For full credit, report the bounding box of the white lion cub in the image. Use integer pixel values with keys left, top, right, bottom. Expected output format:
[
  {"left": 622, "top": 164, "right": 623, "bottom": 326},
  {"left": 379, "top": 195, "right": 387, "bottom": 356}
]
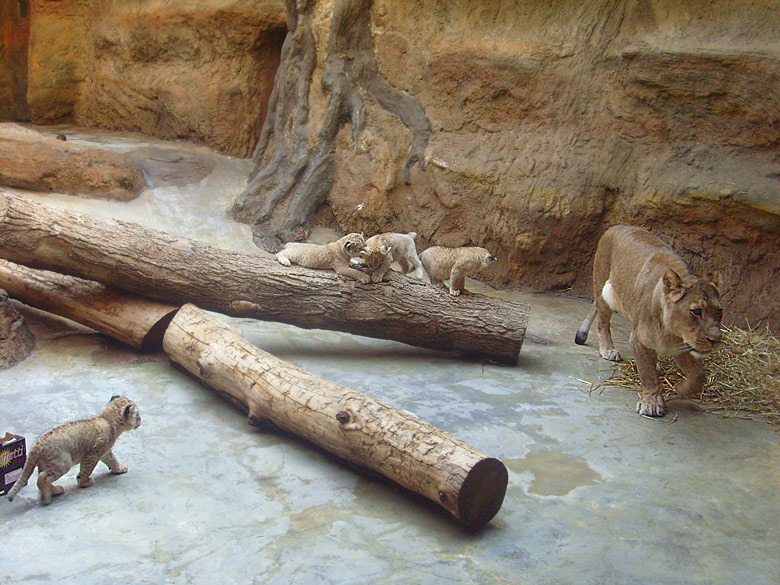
[
  {"left": 275, "top": 232, "right": 369, "bottom": 283},
  {"left": 419, "top": 246, "right": 497, "bottom": 296},
  {"left": 352, "top": 232, "right": 426, "bottom": 283}
]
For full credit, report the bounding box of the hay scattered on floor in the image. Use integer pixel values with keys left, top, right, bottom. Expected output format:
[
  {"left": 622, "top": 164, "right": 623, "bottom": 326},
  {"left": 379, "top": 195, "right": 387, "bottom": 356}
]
[{"left": 598, "top": 325, "right": 780, "bottom": 425}]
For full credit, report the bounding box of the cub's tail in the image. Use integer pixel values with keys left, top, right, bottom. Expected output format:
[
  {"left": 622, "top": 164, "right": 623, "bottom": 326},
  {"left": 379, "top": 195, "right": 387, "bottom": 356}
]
[
  {"left": 6, "top": 451, "right": 38, "bottom": 502},
  {"left": 574, "top": 303, "right": 597, "bottom": 345}
]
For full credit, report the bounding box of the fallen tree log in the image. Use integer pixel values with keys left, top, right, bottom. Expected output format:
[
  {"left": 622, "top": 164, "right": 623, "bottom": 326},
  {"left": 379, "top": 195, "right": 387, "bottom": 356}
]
[
  {"left": 0, "top": 259, "right": 178, "bottom": 351},
  {"left": 0, "top": 191, "right": 529, "bottom": 363},
  {"left": 163, "top": 303, "right": 508, "bottom": 527},
  {"left": 0, "top": 123, "right": 145, "bottom": 200}
]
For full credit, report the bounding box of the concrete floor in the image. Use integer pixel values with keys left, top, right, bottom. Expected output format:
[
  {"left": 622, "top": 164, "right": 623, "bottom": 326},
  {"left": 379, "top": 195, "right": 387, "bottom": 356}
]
[{"left": 1, "top": 129, "right": 779, "bottom": 585}]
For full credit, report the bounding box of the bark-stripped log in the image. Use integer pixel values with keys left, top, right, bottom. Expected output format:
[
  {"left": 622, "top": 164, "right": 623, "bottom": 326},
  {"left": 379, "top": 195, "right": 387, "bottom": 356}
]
[
  {"left": 163, "top": 304, "right": 508, "bottom": 527},
  {"left": 0, "top": 192, "right": 529, "bottom": 363},
  {"left": 0, "top": 259, "right": 178, "bottom": 351}
]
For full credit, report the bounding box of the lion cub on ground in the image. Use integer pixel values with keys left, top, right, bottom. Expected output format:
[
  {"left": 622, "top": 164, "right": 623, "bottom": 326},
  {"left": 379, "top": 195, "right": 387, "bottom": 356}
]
[
  {"left": 575, "top": 225, "right": 723, "bottom": 417},
  {"left": 352, "top": 232, "right": 426, "bottom": 283},
  {"left": 7, "top": 396, "right": 141, "bottom": 504},
  {"left": 419, "top": 246, "right": 497, "bottom": 296},
  {"left": 275, "top": 233, "right": 369, "bottom": 283}
]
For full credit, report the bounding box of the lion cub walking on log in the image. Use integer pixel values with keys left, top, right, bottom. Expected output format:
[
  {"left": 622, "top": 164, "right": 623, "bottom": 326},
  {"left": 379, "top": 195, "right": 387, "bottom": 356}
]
[
  {"left": 420, "top": 246, "right": 497, "bottom": 296},
  {"left": 6, "top": 396, "right": 141, "bottom": 504},
  {"left": 353, "top": 232, "right": 426, "bottom": 283},
  {"left": 275, "top": 233, "right": 370, "bottom": 284},
  {"left": 575, "top": 225, "right": 723, "bottom": 417}
]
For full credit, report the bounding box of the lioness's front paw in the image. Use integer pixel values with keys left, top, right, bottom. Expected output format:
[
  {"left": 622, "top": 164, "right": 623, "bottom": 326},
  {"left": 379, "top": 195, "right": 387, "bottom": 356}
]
[
  {"left": 449, "top": 289, "right": 461, "bottom": 296},
  {"left": 600, "top": 348, "right": 622, "bottom": 361},
  {"left": 636, "top": 396, "right": 666, "bottom": 417},
  {"left": 111, "top": 464, "right": 128, "bottom": 475}
]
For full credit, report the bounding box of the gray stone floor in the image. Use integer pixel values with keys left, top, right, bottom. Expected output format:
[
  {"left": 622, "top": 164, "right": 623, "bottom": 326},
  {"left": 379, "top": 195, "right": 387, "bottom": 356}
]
[{"left": 1, "top": 129, "right": 778, "bottom": 585}]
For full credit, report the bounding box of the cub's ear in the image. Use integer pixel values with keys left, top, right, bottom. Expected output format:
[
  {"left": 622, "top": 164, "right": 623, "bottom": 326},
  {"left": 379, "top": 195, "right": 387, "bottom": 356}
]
[
  {"left": 109, "top": 395, "right": 121, "bottom": 403},
  {"left": 662, "top": 269, "right": 687, "bottom": 302},
  {"left": 359, "top": 250, "right": 367, "bottom": 257},
  {"left": 702, "top": 270, "right": 722, "bottom": 294}
]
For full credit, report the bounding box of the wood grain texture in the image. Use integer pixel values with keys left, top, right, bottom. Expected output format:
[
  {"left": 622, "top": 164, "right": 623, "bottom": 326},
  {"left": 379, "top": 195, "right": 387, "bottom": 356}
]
[{"left": 0, "top": 191, "right": 528, "bottom": 363}]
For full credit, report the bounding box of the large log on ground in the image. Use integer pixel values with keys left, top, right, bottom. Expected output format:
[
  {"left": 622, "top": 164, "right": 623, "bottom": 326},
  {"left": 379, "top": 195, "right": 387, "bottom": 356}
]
[
  {"left": 0, "top": 259, "right": 178, "bottom": 351},
  {"left": 0, "top": 124, "right": 145, "bottom": 200},
  {"left": 163, "top": 303, "right": 508, "bottom": 527},
  {"left": 0, "top": 191, "right": 529, "bottom": 363}
]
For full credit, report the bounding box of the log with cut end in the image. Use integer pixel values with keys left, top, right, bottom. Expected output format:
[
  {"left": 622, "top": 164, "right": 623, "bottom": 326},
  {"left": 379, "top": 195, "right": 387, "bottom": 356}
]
[
  {"left": 0, "top": 191, "right": 528, "bottom": 363},
  {"left": 0, "top": 259, "right": 178, "bottom": 351},
  {"left": 163, "top": 303, "right": 508, "bottom": 527}
]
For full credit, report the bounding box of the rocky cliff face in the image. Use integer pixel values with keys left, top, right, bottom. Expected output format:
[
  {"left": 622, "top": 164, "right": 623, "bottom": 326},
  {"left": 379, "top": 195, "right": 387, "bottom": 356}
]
[
  {"left": 26, "top": 0, "right": 286, "bottom": 157},
  {"left": 8, "top": 0, "right": 780, "bottom": 330},
  {"left": 0, "top": 0, "right": 30, "bottom": 122},
  {"left": 322, "top": 0, "right": 780, "bottom": 330}
]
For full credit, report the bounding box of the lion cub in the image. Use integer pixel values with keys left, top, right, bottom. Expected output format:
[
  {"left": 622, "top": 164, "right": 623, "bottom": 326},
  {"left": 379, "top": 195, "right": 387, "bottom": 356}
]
[
  {"left": 275, "top": 233, "right": 369, "bottom": 284},
  {"left": 575, "top": 225, "right": 723, "bottom": 417},
  {"left": 419, "top": 246, "right": 497, "bottom": 296},
  {"left": 6, "top": 396, "right": 141, "bottom": 504},
  {"left": 353, "top": 232, "right": 426, "bottom": 283}
]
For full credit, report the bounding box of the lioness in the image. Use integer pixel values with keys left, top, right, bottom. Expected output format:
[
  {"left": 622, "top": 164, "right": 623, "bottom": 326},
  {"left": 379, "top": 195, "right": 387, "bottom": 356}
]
[
  {"left": 575, "top": 225, "right": 723, "bottom": 417},
  {"left": 275, "top": 233, "right": 369, "bottom": 283}
]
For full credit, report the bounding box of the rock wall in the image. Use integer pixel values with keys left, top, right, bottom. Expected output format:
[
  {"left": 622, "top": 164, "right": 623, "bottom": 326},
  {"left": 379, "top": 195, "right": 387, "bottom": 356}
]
[
  {"left": 319, "top": 0, "right": 780, "bottom": 331},
  {"left": 15, "top": 0, "right": 780, "bottom": 330},
  {"left": 27, "top": 0, "right": 287, "bottom": 157},
  {"left": 0, "top": 0, "right": 30, "bottom": 121}
]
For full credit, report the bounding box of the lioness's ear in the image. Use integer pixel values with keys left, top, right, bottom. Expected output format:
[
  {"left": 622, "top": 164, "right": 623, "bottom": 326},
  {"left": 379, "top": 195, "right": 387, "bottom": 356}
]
[
  {"left": 703, "top": 270, "right": 722, "bottom": 294},
  {"left": 380, "top": 245, "right": 392, "bottom": 255},
  {"left": 662, "top": 269, "right": 686, "bottom": 302}
]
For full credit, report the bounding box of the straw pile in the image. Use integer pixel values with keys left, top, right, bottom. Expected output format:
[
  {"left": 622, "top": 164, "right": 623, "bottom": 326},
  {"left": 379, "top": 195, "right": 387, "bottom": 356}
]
[{"left": 599, "top": 325, "right": 780, "bottom": 425}]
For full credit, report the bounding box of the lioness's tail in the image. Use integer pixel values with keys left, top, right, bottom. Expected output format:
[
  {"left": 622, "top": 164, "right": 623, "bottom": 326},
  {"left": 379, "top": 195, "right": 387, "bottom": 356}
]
[
  {"left": 6, "top": 451, "right": 38, "bottom": 502},
  {"left": 575, "top": 303, "right": 597, "bottom": 345}
]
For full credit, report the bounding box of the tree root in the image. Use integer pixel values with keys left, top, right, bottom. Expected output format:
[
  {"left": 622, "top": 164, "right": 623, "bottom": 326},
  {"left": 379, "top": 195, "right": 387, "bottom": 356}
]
[{"left": 232, "top": 0, "right": 431, "bottom": 252}]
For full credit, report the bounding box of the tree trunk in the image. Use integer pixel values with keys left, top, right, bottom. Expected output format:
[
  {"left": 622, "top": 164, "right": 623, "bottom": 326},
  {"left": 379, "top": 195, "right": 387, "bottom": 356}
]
[
  {"left": 0, "top": 192, "right": 528, "bottom": 364},
  {"left": 0, "top": 259, "right": 178, "bottom": 351},
  {"left": 231, "top": 0, "right": 430, "bottom": 250},
  {"left": 163, "top": 303, "right": 508, "bottom": 527}
]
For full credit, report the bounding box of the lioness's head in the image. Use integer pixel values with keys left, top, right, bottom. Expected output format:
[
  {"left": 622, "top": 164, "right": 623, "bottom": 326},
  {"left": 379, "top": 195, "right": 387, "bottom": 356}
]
[
  {"left": 339, "top": 233, "right": 366, "bottom": 258},
  {"left": 662, "top": 269, "right": 723, "bottom": 358}
]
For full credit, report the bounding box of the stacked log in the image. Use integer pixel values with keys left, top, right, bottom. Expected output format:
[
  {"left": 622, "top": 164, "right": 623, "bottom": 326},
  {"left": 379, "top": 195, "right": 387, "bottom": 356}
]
[
  {"left": 0, "top": 191, "right": 529, "bottom": 364},
  {"left": 0, "top": 191, "right": 518, "bottom": 526},
  {"left": 0, "top": 259, "right": 177, "bottom": 351},
  {"left": 164, "top": 304, "right": 508, "bottom": 527}
]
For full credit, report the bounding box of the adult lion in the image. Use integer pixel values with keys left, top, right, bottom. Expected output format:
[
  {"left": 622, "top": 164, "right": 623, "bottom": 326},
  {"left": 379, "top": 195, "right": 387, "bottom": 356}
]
[{"left": 575, "top": 225, "right": 723, "bottom": 417}]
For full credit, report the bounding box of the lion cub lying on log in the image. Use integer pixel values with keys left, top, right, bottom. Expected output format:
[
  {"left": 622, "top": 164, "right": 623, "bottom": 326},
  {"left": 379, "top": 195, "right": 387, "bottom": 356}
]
[
  {"left": 7, "top": 396, "right": 141, "bottom": 504},
  {"left": 420, "top": 246, "right": 497, "bottom": 296},
  {"left": 352, "top": 232, "right": 426, "bottom": 283},
  {"left": 275, "top": 233, "right": 369, "bottom": 284},
  {"left": 575, "top": 225, "right": 723, "bottom": 417}
]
